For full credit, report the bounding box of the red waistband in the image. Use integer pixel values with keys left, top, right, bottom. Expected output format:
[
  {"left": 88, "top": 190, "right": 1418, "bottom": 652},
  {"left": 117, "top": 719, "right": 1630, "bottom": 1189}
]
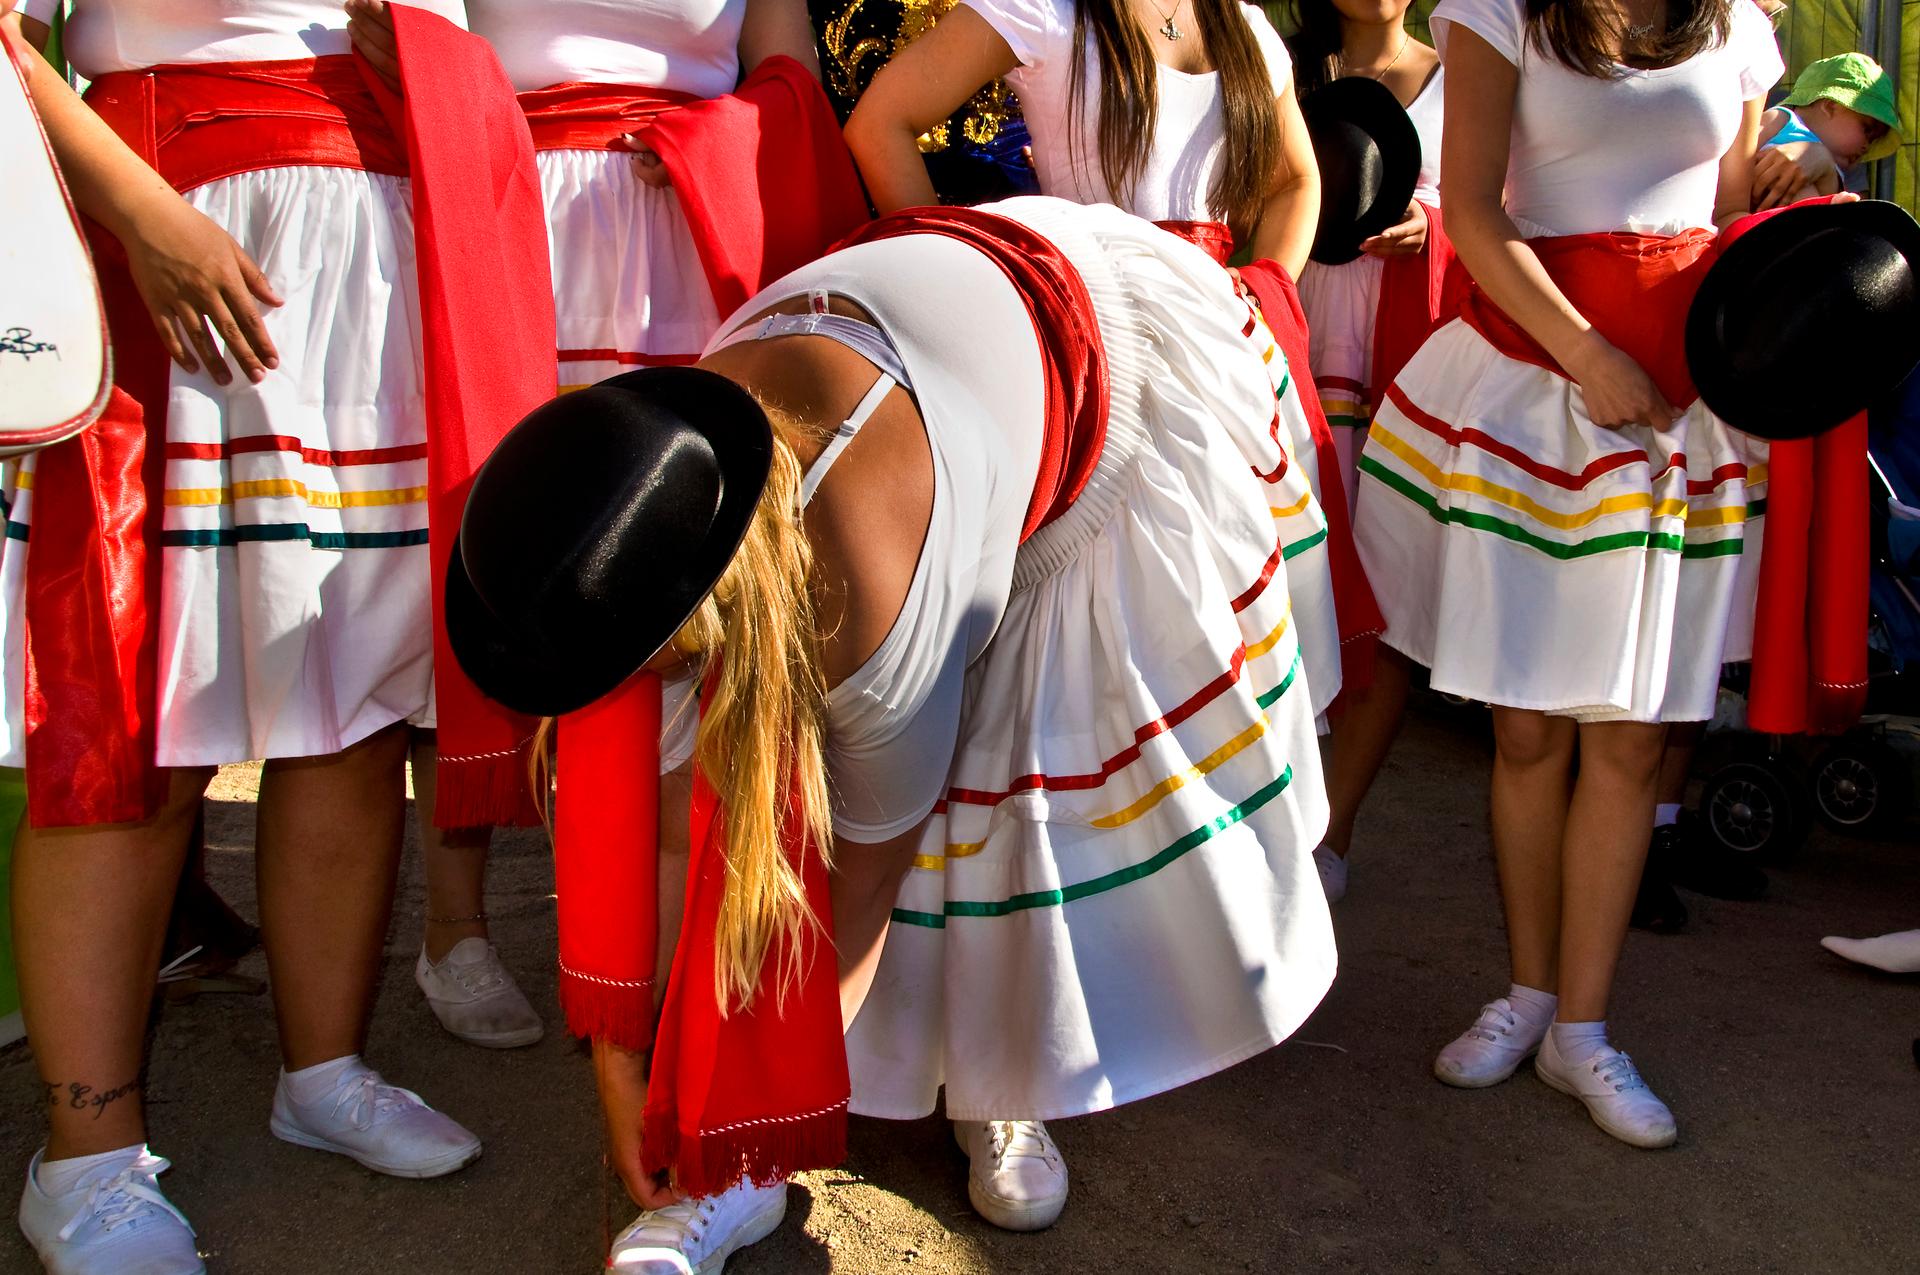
[
  {"left": 1459, "top": 229, "right": 1717, "bottom": 409},
  {"left": 516, "top": 80, "right": 695, "bottom": 152},
  {"left": 84, "top": 56, "right": 405, "bottom": 192},
  {"left": 1154, "top": 220, "right": 1235, "bottom": 267}
]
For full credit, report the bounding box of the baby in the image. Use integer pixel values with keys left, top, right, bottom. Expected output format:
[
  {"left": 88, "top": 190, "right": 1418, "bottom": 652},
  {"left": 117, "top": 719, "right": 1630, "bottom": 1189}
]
[{"left": 1759, "top": 52, "right": 1903, "bottom": 198}]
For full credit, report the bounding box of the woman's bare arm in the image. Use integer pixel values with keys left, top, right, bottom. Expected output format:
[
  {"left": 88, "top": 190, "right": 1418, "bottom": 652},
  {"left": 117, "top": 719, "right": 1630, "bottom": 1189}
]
[
  {"left": 1246, "top": 77, "right": 1320, "bottom": 277},
  {"left": 738, "top": 0, "right": 823, "bottom": 81}
]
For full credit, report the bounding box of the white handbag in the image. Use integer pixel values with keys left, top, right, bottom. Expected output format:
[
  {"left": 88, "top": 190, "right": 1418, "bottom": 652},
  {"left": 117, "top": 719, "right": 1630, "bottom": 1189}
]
[{"left": 0, "top": 38, "right": 111, "bottom": 457}]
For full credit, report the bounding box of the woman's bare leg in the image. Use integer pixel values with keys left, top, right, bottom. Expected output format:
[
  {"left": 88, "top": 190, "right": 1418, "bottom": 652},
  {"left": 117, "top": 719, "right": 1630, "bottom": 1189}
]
[
  {"left": 13, "top": 767, "right": 215, "bottom": 1158},
  {"left": 1488, "top": 707, "right": 1577, "bottom": 994},
  {"left": 1321, "top": 647, "right": 1413, "bottom": 858},
  {"left": 255, "top": 724, "right": 409, "bottom": 1069},
  {"left": 1558, "top": 719, "right": 1668, "bottom": 1021},
  {"left": 408, "top": 733, "right": 491, "bottom": 961}
]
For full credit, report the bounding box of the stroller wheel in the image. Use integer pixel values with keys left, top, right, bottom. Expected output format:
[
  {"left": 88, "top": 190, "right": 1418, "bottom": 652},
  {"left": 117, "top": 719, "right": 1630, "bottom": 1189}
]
[
  {"left": 1813, "top": 739, "right": 1913, "bottom": 837},
  {"left": 1701, "top": 760, "right": 1808, "bottom": 864}
]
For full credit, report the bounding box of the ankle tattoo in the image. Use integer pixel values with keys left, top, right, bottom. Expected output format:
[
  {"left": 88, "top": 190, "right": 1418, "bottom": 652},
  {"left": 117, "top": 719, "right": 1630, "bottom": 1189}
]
[{"left": 44, "top": 1071, "right": 144, "bottom": 1121}]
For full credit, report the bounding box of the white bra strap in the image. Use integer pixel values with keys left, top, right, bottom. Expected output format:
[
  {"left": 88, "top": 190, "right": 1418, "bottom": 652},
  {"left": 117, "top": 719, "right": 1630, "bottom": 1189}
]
[{"left": 800, "top": 371, "right": 896, "bottom": 508}]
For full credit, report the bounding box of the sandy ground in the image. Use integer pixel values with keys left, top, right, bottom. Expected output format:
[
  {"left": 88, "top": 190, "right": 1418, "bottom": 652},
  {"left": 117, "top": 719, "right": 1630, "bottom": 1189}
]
[{"left": 4, "top": 697, "right": 1918, "bottom": 1273}]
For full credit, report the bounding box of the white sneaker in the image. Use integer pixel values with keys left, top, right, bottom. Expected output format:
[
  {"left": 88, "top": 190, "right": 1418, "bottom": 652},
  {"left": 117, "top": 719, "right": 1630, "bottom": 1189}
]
[
  {"left": 414, "top": 938, "right": 544, "bottom": 1048},
  {"left": 270, "top": 1064, "right": 482, "bottom": 1178},
  {"left": 1313, "top": 846, "right": 1348, "bottom": 904},
  {"left": 18, "top": 1147, "right": 204, "bottom": 1275},
  {"left": 953, "top": 1119, "right": 1068, "bottom": 1232},
  {"left": 1433, "top": 998, "right": 1551, "bottom": 1088},
  {"left": 608, "top": 1177, "right": 787, "bottom": 1273},
  {"left": 1535, "top": 1033, "right": 1678, "bottom": 1149}
]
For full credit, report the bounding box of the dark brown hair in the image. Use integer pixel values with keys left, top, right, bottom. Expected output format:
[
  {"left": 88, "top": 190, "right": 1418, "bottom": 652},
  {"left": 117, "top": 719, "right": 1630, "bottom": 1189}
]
[
  {"left": 1280, "top": 0, "right": 1347, "bottom": 97},
  {"left": 1067, "top": 0, "right": 1282, "bottom": 236},
  {"left": 1524, "top": 0, "right": 1733, "bottom": 77}
]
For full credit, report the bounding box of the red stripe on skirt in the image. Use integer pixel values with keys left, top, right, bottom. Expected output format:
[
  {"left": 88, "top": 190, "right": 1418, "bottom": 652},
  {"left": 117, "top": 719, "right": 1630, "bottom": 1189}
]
[{"left": 164, "top": 436, "right": 429, "bottom": 466}]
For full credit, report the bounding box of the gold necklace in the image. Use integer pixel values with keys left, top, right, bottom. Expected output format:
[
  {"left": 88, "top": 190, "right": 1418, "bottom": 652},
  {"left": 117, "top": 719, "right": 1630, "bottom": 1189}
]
[
  {"left": 1347, "top": 34, "right": 1409, "bottom": 81},
  {"left": 1149, "top": 0, "right": 1186, "bottom": 42}
]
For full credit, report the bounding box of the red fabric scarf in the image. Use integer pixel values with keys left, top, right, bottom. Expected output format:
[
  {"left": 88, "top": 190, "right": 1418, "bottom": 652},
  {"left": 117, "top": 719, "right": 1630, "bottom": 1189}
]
[
  {"left": 515, "top": 80, "right": 695, "bottom": 152},
  {"left": 28, "top": 15, "right": 549, "bottom": 828},
  {"left": 1370, "top": 202, "right": 1471, "bottom": 418},
  {"left": 842, "top": 207, "right": 1109, "bottom": 539},
  {"left": 1196, "top": 244, "right": 1385, "bottom": 691},
  {"left": 1457, "top": 212, "right": 1868, "bottom": 734},
  {"left": 638, "top": 57, "right": 871, "bottom": 323}
]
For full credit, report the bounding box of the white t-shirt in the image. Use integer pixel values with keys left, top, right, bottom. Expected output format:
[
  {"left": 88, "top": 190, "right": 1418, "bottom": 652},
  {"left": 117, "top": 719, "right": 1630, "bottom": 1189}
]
[
  {"left": 465, "top": 0, "right": 743, "bottom": 97},
  {"left": 1407, "top": 63, "right": 1444, "bottom": 207},
  {"left": 22, "top": 0, "right": 469, "bottom": 80},
  {"left": 1430, "top": 0, "right": 1782, "bottom": 236},
  {"left": 962, "top": 0, "right": 1294, "bottom": 223}
]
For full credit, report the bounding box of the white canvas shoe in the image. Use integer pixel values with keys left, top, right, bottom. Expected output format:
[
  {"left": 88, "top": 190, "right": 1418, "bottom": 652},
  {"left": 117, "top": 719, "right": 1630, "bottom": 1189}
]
[
  {"left": 415, "top": 938, "right": 544, "bottom": 1049},
  {"left": 608, "top": 1177, "right": 788, "bottom": 1273},
  {"left": 1534, "top": 1033, "right": 1678, "bottom": 1149},
  {"left": 270, "top": 1064, "right": 481, "bottom": 1178},
  {"left": 18, "top": 1147, "right": 204, "bottom": 1275},
  {"left": 1433, "top": 998, "right": 1551, "bottom": 1088},
  {"left": 954, "top": 1119, "right": 1069, "bottom": 1232}
]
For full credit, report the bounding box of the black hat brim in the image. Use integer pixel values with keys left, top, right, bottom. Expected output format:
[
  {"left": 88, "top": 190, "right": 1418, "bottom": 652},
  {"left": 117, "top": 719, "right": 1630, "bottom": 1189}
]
[
  {"left": 445, "top": 367, "right": 773, "bottom": 718},
  {"left": 1687, "top": 200, "right": 1920, "bottom": 440},
  {"left": 1304, "top": 77, "right": 1423, "bottom": 267}
]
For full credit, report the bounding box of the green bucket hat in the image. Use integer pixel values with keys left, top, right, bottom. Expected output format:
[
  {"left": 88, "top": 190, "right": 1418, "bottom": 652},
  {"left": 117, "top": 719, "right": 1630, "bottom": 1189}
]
[{"left": 1782, "top": 52, "right": 1905, "bottom": 165}]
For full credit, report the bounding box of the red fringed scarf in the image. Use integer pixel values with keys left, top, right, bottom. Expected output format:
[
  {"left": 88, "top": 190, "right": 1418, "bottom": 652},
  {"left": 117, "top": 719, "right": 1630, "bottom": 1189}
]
[
  {"left": 1456, "top": 206, "right": 1868, "bottom": 734},
  {"left": 28, "top": 12, "right": 549, "bottom": 828}
]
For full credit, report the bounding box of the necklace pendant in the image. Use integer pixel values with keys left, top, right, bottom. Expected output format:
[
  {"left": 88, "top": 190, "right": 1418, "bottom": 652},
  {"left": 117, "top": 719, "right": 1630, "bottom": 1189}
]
[{"left": 1160, "top": 15, "right": 1183, "bottom": 40}]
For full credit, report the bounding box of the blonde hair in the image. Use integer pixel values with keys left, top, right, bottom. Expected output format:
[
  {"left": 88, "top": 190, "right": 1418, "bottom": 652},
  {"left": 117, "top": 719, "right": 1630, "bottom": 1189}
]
[{"left": 671, "top": 414, "right": 833, "bottom": 1012}]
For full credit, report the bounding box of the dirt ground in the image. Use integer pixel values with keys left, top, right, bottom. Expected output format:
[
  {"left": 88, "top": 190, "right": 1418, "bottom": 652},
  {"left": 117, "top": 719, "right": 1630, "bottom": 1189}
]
[{"left": 3, "top": 697, "right": 1917, "bottom": 1273}]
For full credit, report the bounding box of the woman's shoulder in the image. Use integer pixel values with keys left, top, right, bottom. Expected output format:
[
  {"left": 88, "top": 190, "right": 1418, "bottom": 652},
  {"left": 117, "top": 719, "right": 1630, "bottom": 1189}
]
[
  {"left": 1429, "top": 0, "right": 1527, "bottom": 65},
  {"left": 960, "top": 0, "right": 1075, "bottom": 68}
]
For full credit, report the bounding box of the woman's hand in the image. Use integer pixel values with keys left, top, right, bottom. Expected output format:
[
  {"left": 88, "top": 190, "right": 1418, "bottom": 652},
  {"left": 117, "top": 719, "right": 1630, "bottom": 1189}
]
[
  {"left": 593, "top": 1038, "right": 681, "bottom": 1210},
  {"left": 1564, "top": 331, "right": 1677, "bottom": 431},
  {"left": 344, "top": 0, "right": 401, "bottom": 94},
  {"left": 1360, "top": 201, "right": 1429, "bottom": 257},
  {"left": 616, "top": 135, "right": 673, "bottom": 188},
  {"left": 121, "top": 191, "right": 283, "bottom": 385},
  {"left": 1750, "top": 145, "right": 1826, "bottom": 211}
]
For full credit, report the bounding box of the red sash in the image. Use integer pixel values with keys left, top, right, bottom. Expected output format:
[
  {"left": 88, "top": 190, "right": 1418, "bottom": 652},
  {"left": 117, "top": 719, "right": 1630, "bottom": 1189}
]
[
  {"left": 847, "top": 207, "right": 1108, "bottom": 540},
  {"left": 1154, "top": 221, "right": 1386, "bottom": 691},
  {"left": 1458, "top": 218, "right": 1867, "bottom": 734},
  {"left": 516, "top": 80, "right": 695, "bottom": 152},
  {"left": 29, "top": 11, "right": 551, "bottom": 828},
  {"left": 1370, "top": 202, "right": 1471, "bottom": 417}
]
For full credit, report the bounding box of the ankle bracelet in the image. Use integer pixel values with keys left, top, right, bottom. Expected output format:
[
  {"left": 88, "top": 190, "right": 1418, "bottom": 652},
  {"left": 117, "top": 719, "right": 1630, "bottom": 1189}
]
[{"left": 426, "top": 911, "right": 488, "bottom": 925}]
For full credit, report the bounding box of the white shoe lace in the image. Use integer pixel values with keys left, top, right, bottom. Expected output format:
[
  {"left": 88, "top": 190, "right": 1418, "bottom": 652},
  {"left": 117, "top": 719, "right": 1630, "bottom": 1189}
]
[
  {"left": 1592, "top": 1051, "right": 1649, "bottom": 1094},
  {"left": 983, "top": 1120, "right": 1060, "bottom": 1171},
  {"left": 54, "top": 1153, "right": 195, "bottom": 1244},
  {"left": 443, "top": 948, "right": 510, "bottom": 997},
  {"left": 328, "top": 1073, "right": 427, "bottom": 1131},
  {"left": 620, "top": 1195, "right": 719, "bottom": 1255},
  {"left": 1463, "top": 1001, "right": 1518, "bottom": 1044}
]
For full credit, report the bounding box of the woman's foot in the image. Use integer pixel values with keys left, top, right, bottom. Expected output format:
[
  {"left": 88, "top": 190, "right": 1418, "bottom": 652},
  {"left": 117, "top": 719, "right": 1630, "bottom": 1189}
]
[
  {"left": 1312, "top": 846, "right": 1348, "bottom": 904},
  {"left": 18, "top": 1146, "right": 205, "bottom": 1275},
  {"left": 1534, "top": 1029, "right": 1677, "bottom": 1149},
  {"left": 608, "top": 1178, "right": 787, "bottom": 1273},
  {"left": 1433, "top": 989, "right": 1556, "bottom": 1088},
  {"left": 954, "top": 1119, "right": 1068, "bottom": 1231},
  {"left": 269, "top": 1056, "right": 481, "bottom": 1178},
  {"left": 414, "top": 939, "right": 544, "bottom": 1048}
]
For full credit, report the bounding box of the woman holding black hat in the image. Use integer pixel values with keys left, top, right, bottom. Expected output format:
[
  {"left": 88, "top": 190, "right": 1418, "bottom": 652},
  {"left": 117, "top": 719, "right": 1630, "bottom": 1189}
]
[
  {"left": 451, "top": 195, "right": 1338, "bottom": 1264},
  {"left": 1350, "top": 0, "right": 1783, "bottom": 1147},
  {"left": 1284, "top": 0, "right": 1464, "bottom": 908}
]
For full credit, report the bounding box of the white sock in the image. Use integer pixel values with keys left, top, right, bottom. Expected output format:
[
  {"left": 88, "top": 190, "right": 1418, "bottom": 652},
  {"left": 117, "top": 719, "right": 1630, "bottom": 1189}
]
[
  {"left": 34, "top": 1143, "right": 147, "bottom": 1197},
  {"left": 1821, "top": 928, "right": 1920, "bottom": 974},
  {"left": 1507, "top": 983, "right": 1558, "bottom": 1026},
  {"left": 1549, "top": 1019, "right": 1611, "bottom": 1068},
  {"left": 281, "top": 1054, "right": 372, "bottom": 1105},
  {"left": 1654, "top": 803, "right": 1682, "bottom": 827}
]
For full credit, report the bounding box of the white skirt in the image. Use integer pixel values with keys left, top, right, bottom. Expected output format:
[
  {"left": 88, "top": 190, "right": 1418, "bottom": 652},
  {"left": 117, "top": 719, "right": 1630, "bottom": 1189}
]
[
  {"left": 1351, "top": 319, "right": 1768, "bottom": 723},
  {"left": 538, "top": 148, "right": 720, "bottom": 390},
  {"left": 1296, "top": 254, "right": 1385, "bottom": 524},
  {"left": 0, "top": 164, "right": 438, "bottom": 769},
  {"left": 843, "top": 200, "right": 1338, "bottom": 1122}
]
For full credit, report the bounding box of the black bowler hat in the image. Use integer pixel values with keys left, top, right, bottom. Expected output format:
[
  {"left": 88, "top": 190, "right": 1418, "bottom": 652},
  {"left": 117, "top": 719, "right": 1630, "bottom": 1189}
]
[
  {"left": 1302, "top": 77, "right": 1421, "bottom": 266},
  {"left": 445, "top": 366, "right": 774, "bottom": 716},
  {"left": 1687, "top": 200, "right": 1920, "bottom": 440}
]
